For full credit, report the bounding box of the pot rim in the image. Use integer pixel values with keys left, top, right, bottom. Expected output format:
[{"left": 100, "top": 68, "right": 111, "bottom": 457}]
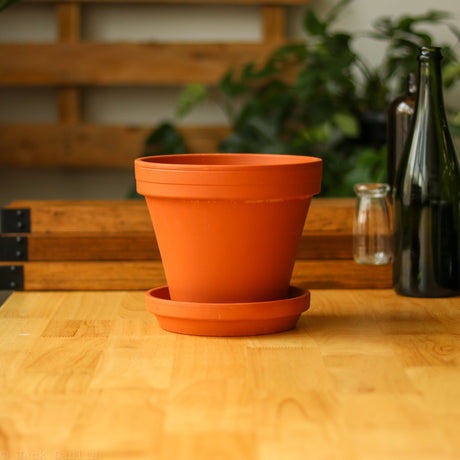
[
  {"left": 135, "top": 153, "right": 322, "bottom": 198},
  {"left": 135, "top": 153, "right": 322, "bottom": 172}
]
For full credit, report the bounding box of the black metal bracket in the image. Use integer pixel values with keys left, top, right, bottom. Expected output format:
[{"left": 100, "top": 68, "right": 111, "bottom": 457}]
[
  {"left": 1, "top": 208, "right": 31, "bottom": 233},
  {"left": 0, "top": 265, "right": 24, "bottom": 290},
  {"left": 0, "top": 236, "right": 28, "bottom": 261}
]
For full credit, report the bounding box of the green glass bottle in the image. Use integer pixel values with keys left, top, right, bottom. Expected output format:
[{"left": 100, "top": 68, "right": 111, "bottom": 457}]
[
  {"left": 393, "top": 46, "right": 460, "bottom": 297},
  {"left": 387, "top": 73, "right": 417, "bottom": 190}
]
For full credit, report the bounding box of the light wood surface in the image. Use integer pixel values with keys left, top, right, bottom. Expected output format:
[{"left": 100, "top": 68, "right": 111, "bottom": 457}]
[{"left": 0, "top": 289, "right": 459, "bottom": 459}]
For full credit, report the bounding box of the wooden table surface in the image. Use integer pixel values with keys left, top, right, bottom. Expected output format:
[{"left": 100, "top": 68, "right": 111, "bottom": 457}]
[{"left": 0, "top": 289, "right": 459, "bottom": 460}]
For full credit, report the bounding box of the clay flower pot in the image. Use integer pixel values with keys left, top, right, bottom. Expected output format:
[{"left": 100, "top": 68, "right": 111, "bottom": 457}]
[{"left": 135, "top": 153, "right": 322, "bottom": 305}]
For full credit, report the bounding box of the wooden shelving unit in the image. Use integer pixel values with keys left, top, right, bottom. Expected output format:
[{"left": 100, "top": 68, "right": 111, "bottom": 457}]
[{"left": 0, "top": 0, "right": 309, "bottom": 168}]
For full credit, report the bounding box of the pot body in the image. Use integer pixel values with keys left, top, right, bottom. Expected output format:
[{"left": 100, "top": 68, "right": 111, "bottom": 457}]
[{"left": 135, "top": 153, "right": 322, "bottom": 303}]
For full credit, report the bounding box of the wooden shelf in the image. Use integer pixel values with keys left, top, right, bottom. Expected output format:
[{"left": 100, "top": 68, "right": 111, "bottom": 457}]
[{"left": 0, "top": 0, "right": 308, "bottom": 169}]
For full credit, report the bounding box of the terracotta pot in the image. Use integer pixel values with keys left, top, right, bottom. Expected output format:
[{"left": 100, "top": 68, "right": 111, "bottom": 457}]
[{"left": 135, "top": 153, "right": 322, "bottom": 303}]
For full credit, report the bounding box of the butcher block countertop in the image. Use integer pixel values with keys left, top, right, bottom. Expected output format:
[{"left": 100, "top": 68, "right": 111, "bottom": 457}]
[{"left": 1, "top": 289, "right": 459, "bottom": 460}]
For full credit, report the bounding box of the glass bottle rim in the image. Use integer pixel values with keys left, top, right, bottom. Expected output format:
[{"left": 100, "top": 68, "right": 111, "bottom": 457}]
[
  {"left": 418, "top": 46, "right": 443, "bottom": 61},
  {"left": 354, "top": 183, "right": 390, "bottom": 197}
]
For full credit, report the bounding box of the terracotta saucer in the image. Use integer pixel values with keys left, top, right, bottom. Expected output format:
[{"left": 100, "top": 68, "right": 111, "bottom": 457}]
[{"left": 145, "top": 285, "right": 310, "bottom": 336}]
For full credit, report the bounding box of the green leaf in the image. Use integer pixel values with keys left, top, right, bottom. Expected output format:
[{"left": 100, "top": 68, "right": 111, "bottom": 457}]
[
  {"left": 443, "top": 62, "right": 460, "bottom": 87},
  {"left": 333, "top": 112, "right": 359, "bottom": 138},
  {"left": 271, "top": 44, "right": 308, "bottom": 63},
  {"left": 176, "top": 84, "right": 208, "bottom": 118},
  {"left": 304, "top": 10, "right": 327, "bottom": 36},
  {"left": 219, "top": 69, "right": 250, "bottom": 97},
  {"left": 143, "top": 122, "right": 187, "bottom": 157},
  {"left": 338, "top": 146, "right": 387, "bottom": 195},
  {"left": 299, "top": 122, "right": 333, "bottom": 144}
]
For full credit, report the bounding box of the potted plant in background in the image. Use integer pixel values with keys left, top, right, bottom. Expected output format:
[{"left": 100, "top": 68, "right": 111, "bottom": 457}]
[{"left": 142, "top": 0, "right": 460, "bottom": 197}]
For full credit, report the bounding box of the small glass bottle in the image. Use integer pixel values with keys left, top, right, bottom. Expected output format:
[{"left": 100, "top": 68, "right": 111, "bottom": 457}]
[
  {"left": 387, "top": 73, "right": 417, "bottom": 190},
  {"left": 353, "top": 183, "right": 392, "bottom": 265},
  {"left": 393, "top": 47, "right": 460, "bottom": 297}
]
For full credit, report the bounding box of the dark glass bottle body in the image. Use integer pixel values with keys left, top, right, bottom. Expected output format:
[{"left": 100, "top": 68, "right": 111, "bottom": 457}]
[
  {"left": 393, "top": 47, "right": 460, "bottom": 298},
  {"left": 387, "top": 73, "right": 417, "bottom": 190}
]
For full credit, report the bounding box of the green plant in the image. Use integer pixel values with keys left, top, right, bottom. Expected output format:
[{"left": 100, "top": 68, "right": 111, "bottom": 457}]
[
  {"left": 359, "top": 10, "right": 460, "bottom": 110},
  {"left": 143, "top": 0, "right": 460, "bottom": 197}
]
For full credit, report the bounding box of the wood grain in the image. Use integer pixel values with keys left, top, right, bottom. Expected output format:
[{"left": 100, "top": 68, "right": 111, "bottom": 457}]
[
  {"left": 0, "top": 259, "right": 391, "bottom": 290},
  {"left": 11, "top": 231, "right": 350, "bottom": 261},
  {"left": 3, "top": 198, "right": 354, "bottom": 234},
  {"left": 1, "top": 0, "right": 305, "bottom": 169},
  {"left": 0, "top": 42, "right": 292, "bottom": 86},
  {"left": 57, "top": 3, "right": 82, "bottom": 124},
  {"left": 262, "top": 6, "right": 286, "bottom": 42},
  {"left": 0, "top": 124, "right": 231, "bottom": 168},
  {"left": 0, "top": 289, "right": 459, "bottom": 460}
]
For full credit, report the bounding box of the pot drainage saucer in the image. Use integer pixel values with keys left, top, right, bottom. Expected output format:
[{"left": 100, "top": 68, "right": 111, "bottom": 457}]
[{"left": 145, "top": 285, "right": 310, "bottom": 336}]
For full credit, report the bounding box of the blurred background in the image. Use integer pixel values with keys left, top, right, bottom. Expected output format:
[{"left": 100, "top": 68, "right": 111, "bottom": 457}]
[{"left": 1, "top": 0, "right": 459, "bottom": 206}]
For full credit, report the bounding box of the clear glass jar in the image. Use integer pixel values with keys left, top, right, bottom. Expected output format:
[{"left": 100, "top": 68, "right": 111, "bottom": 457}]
[{"left": 353, "top": 183, "right": 392, "bottom": 265}]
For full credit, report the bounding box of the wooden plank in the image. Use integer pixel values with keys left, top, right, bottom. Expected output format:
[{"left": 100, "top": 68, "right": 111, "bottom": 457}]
[
  {"left": 262, "top": 6, "right": 286, "bottom": 42},
  {"left": 292, "top": 260, "right": 391, "bottom": 290},
  {"left": 15, "top": 260, "right": 166, "bottom": 290},
  {"left": 2, "top": 200, "right": 153, "bottom": 233},
  {"left": 26, "top": 232, "right": 161, "bottom": 261},
  {"left": 0, "top": 124, "right": 231, "bottom": 168},
  {"left": 0, "top": 259, "right": 391, "bottom": 290},
  {"left": 306, "top": 198, "right": 355, "bottom": 233},
  {"left": 58, "top": 3, "right": 81, "bottom": 41},
  {"left": 0, "top": 42, "right": 293, "bottom": 86},
  {"left": 2, "top": 199, "right": 354, "bottom": 234},
  {"left": 57, "top": 3, "right": 82, "bottom": 124},
  {"left": 1, "top": 231, "right": 351, "bottom": 261}
]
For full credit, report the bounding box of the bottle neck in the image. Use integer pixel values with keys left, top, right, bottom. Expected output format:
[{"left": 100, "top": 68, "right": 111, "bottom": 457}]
[{"left": 414, "top": 53, "right": 446, "bottom": 121}]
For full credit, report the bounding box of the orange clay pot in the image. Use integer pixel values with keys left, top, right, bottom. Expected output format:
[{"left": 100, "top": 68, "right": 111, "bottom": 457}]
[{"left": 135, "top": 153, "right": 322, "bottom": 303}]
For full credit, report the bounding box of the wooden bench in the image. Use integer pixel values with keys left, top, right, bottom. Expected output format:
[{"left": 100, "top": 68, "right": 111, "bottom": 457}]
[{"left": 0, "top": 198, "right": 392, "bottom": 290}]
